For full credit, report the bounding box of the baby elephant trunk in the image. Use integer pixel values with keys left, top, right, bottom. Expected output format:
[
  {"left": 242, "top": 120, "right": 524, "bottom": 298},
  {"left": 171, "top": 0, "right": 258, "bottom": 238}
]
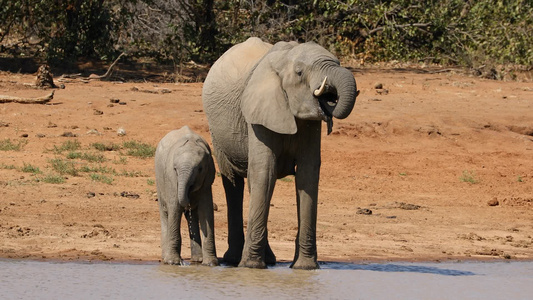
[{"left": 177, "top": 168, "right": 194, "bottom": 208}]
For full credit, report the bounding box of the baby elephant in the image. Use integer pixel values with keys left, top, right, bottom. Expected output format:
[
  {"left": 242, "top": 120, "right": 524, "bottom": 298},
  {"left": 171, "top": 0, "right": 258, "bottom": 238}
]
[{"left": 155, "top": 126, "right": 218, "bottom": 266}]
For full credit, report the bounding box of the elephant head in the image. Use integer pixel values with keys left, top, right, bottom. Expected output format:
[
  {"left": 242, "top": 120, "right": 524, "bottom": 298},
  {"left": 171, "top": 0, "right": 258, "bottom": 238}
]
[
  {"left": 241, "top": 41, "right": 359, "bottom": 135},
  {"left": 174, "top": 138, "right": 215, "bottom": 208}
]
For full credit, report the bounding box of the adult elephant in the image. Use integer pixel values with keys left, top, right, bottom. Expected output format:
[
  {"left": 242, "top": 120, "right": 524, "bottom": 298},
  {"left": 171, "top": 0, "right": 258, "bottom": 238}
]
[{"left": 202, "top": 37, "right": 358, "bottom": 269}]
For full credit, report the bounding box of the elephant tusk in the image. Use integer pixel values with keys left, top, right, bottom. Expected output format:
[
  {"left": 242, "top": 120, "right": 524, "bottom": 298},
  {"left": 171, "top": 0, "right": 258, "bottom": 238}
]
[{"left": 313, "top": 76, "right": 328, "bottom": 97}]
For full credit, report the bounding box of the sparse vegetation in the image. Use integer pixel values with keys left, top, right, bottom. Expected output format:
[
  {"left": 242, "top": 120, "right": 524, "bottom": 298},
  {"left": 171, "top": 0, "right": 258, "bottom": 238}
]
[
  {"left": 53, "top": 140, "right": 81, "bottom": 154},
  {"left": 67, "top": 152, "right": 107, "bottom": 163},
  {"left": 90, "top": 173, "right": 114, "bottom": 185},
  {"left": 123, "top": 141, "right": 156, "bottom": 158},
  {"left": 92, "top": 142, "right": 121, "bottom": 152},
  {"left": 0, "top": 139, "right": 28, "bottom": 151},
  {"left": 460, "top": 170, "right": 479, "bottom": 184},
  {"left": 1, "top": 163, "right": 17, "bottom": 170},
  {"left": 147, "top": 179, "right": 155, "bottom": 186},
  {"left": 114, "top": 157, "right": 128, "bottom": 165},
  {"left": 21, "top": 163, "right": 42, "bottom": 174},
  {"left": 80, "top": 165, "right": 116, "bottom": 175},
  {"left": 49, "top": 158, "right": 79, "bottom": 176},
  {"left": 40, "top": 174, "right": 66, "bottom": 184}
]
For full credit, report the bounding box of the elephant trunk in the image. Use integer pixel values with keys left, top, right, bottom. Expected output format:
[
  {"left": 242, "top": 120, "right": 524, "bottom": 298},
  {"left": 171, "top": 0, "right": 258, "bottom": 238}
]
[
  {"left": 324, "top": 66, "right": 358, "bottom": 119},
  {"left": 330, "top": 67, "right": 358, "bottom": 119},
  {"left": 177, "top": 167, "right": 193, "bottom": 208}
]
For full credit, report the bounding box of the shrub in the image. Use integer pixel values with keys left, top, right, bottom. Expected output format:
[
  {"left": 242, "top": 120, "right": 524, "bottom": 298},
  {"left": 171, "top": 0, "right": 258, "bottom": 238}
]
[{"left": 0, "top": 139, "right": 28, "bottom": 151}]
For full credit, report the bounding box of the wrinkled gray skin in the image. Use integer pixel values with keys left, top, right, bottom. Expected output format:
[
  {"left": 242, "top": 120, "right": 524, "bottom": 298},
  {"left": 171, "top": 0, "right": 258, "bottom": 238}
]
[
  {"left": 155, "top": 126, "right": 218, "bottom": 266},
  {"left": 202, "top": 37, "right": 358, "bottom": 269}
]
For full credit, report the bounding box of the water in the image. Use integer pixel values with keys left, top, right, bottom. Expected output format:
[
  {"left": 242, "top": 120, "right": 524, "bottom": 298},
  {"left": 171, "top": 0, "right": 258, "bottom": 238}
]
[{"left": 1, "top": 259, "right": 532, "bottom": 300}]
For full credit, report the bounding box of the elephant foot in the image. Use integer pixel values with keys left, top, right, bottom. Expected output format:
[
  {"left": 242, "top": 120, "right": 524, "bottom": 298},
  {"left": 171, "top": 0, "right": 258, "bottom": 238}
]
[
  {"left": 163, "top": 254, "right": 184, "bottom": 266},
  {"left": 238, "top": 257, "right": 267, "bottom": 269},
  {"left": 290, "top": 257, "right": 319, "bottom": 270},
  {"left": 202, "top": 256, "right": 220, "bottom": 267},
  {"left": 223, "top": 249, "right": 242, "bottom": 266},
  {"left": 190, "top": 254, "right": 203, "bottom": 263}
]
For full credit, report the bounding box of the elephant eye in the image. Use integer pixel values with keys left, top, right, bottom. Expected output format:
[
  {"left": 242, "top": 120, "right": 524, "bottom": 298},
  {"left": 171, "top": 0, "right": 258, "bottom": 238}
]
[{"left": 295, "top": 66, "right": 303, "bottom": 76}]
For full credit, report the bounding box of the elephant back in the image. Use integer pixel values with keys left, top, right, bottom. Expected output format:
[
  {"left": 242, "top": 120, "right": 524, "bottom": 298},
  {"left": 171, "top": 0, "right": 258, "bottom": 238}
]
[{"left": 206, "top": 37, "right": 272, "bottom": 86}]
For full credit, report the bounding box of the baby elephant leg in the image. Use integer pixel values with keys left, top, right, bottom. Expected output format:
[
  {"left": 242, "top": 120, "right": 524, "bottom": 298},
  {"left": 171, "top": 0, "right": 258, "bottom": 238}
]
[
  {"left": 161, "top": 203, "right": 184, "bottom": 265},
  {"left": 185, "top": 209, "right": 203, "bottom": 263},
  {"left": 197, "top": 188, "right": 219, "bottom": 266}
]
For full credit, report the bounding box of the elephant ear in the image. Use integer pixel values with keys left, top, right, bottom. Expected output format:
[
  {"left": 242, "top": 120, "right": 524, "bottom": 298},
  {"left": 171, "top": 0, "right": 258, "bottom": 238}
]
[
  {"left": 194, "top": 137, "right": 216, "bottom": 186},
  {"left": 241, "top": 47, "right": 297, "bottom": 135}
]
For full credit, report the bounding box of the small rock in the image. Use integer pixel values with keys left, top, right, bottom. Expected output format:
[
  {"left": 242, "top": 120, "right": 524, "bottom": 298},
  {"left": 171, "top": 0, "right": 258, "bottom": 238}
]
[
  {"left": 59, "top": 84, "right": 65, "bottom": 89},
  {"left": 110, "top": 98, "right": 120, "bottom": 104},
  {"left": 488, "top": 198, "right": 499, "bottom": 206},
  {"left": 399, "top": 203, "right": 421, "bottom": 210},
  {"left": 117, "top": 127, "right": 126, "bottom": 136},
  {"left": 375, "top": 83, "right": 383, "bottom": 89},
  {"left": 87, "top": 192, "right": 96, "bottom": 198},
  {"left": 61, "top": 132, "right": 77, "bottom": 137},
  {"left": 213, "top": 203, "right": 218, "bottom": 211},
  {"left": 86, "top": 129, "right": 100, "bottom": 135},
  {"left": 93, "top": 109, "right": 104, "bottom": 115},
  {"left": 356, "top": 208, "right": 372, "bottom": 215},
  {"left": 119, "top": 102, "right": 127, "bottom": 105},
  {"left": 20, "top": 133, "right": 28, "bottom": 138},
  {"left": 376, "top": 89, "right": 389, "bottom": 95},
  {"left": 36, "top": 133, "right": 46, "bottom": 138},
  {"left": 120, "top": 191, "right": 140, "bottom": 199}
]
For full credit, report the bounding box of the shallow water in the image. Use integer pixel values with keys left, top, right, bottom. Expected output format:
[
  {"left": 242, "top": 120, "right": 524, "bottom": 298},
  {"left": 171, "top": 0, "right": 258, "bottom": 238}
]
[{"left": 1, "top": 259, "right": 532, "bottom": 300}]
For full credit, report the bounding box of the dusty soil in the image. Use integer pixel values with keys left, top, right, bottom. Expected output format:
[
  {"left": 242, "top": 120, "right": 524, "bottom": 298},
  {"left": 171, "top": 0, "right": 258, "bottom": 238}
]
[{"left": 1, "top": 68, "right": 532, "bottom": 264}]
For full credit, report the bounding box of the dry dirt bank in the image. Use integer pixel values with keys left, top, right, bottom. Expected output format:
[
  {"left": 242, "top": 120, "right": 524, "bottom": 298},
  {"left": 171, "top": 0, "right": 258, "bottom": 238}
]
[{"left": 0, "top": 69, "right": 532, "bottom": 263}]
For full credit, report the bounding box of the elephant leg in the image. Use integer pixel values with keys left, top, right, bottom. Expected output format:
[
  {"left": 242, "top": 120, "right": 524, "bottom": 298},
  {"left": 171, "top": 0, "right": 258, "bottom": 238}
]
[
  {"left": 291, "top": 121, "right": 321, "bottom": 270},
  {"left": 164, "top": 203, "right": 184, "bottom": 265},
  {"left": 184, "top": 209, "right": 203, "bottom": 263},
  {"left": 197, "top": 188, "right": 219, "bottom": 266},
  {"left": 222, "top": 174, "right": 245, "bottom": 266},
  {"left": 158, "top": 199, "right": 169, "bottom": 262},
  {"left": 239, "top": 125, "right": 278, "bottom": 269}
]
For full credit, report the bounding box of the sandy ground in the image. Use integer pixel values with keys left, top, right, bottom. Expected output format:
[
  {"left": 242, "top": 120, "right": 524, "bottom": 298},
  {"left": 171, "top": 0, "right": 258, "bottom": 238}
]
[{"left": 0, "top": 67, "right": 532, "bottom": 265}]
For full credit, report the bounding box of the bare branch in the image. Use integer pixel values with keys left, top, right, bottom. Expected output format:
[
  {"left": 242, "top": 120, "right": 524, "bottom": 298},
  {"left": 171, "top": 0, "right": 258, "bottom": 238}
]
[{"left": 0, "top": 91, "right": 55, "bottom": 104}]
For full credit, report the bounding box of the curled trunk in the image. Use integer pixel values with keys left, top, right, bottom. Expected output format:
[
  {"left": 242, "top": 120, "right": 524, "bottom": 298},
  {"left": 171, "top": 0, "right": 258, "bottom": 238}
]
[{"left": 327, "top": 67, "right": 358, "bottom": 119}]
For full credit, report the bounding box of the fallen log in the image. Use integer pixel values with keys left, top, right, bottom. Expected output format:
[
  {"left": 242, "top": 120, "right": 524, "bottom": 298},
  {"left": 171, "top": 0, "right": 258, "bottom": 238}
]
[
  {"left": 0, "top": 91, "right": 55, "bottom": 104},
  {"left": 58, "top": 52, "right": 125, "bottom": 82}
]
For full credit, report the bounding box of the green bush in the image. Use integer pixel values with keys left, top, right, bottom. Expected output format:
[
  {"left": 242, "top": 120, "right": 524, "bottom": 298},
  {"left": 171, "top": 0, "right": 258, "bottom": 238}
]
[{"left": 1, "top": 0, "right": 531, "bottom": 70}]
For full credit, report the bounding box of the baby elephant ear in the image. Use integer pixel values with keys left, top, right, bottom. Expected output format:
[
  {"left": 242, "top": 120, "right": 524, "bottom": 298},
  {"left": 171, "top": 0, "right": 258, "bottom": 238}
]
[{"left": 241, "top": 53, "right": 297, "bottom": 135}]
